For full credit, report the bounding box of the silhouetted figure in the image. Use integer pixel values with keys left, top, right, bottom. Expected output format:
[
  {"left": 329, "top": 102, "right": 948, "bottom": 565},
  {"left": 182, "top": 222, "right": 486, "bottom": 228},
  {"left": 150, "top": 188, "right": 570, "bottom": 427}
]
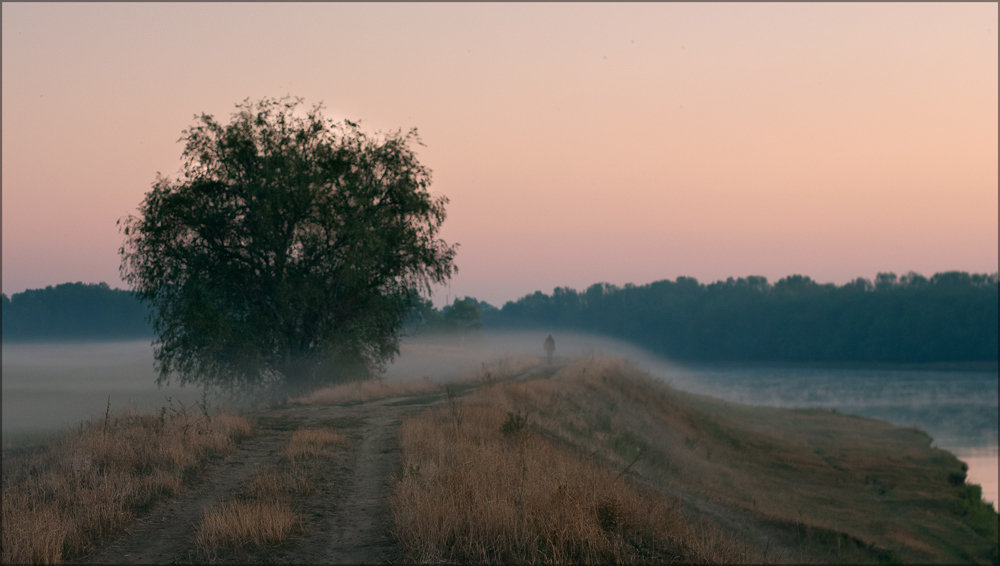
[{"left": 544, "top": 334, "right": 555, "bottom": 365}]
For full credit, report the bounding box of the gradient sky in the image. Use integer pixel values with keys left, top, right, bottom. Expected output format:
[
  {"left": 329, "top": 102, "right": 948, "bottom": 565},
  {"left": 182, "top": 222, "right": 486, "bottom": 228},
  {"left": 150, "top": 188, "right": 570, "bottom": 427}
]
[{"left": 3, "top": 3, "right": 997, "bottom": 307}]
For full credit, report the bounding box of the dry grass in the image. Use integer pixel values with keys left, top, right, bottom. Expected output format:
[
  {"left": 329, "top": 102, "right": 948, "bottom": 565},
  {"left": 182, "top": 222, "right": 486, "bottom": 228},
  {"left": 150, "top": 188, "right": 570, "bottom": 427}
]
[
  {"left": 280, "top": 427, "right": 348, "bottom": 462},
  {"left": 545, "top": 358, "right": 998, "bottom": 563},
  {"left": 194, "top": 423, "right": 348, "bottom": 561},
  {"left": 474, "top": 354, "right": 543, "bottom": 385},
  {"left": 289, "top": 377, "right": 441, "bottom": 405},
  {"left": 1, "top": 406, "right": 252, "bottom": 564},
  {"left": 243, "top": 469, "right": 315, "bottom": 500},
  {"left": 194, "top": 500, "right": 299, "bottom": 552},
  {"left": 0, "top": 494, "right": 66, "bottom": 565},
  {"left": 289, "top": 354, "right": 541, "bottom": 406},
  {"left": 391, "top": 384, "right": 755, "bottom": 563},
  {"left": 391, "top": 355, "right": 998, "bottom": 564}
]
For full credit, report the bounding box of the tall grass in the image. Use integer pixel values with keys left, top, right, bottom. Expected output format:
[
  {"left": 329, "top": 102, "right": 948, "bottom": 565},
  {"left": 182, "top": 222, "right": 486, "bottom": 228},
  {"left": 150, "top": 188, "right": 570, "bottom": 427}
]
[
  {"left": 391, "top": 383, "right": 755, "bottom": 563},
  {"left": 1, "top": 405, "right": 252, "bottom": 564},
  {"left": 391, "top": 355, "right": 998, "bottom": 564}
]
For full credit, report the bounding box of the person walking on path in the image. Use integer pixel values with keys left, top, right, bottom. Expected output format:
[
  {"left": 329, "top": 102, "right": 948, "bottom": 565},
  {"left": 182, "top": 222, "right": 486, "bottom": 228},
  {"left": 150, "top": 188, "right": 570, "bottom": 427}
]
[{"left": 544, "top": 334, "right": 555, "bottom": 365}]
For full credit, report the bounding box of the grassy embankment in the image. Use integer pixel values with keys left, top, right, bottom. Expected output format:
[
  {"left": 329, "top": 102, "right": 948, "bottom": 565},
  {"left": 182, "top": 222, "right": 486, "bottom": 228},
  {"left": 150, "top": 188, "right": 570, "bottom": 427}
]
[
  {"left": 390, "top": 356, "right": 999, "bottom": 564},
  {"left": 1, "top": 400, "right": 252, "bottom": 564},
  {"left": 3, "top": 354, "right": 996, "bottom": 564}
]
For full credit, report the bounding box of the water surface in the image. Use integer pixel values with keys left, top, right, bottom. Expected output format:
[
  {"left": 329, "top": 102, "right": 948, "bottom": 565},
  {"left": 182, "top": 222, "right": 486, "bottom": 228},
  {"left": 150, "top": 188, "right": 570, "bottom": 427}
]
[{"left": 660, "top": 362, "right": 998, "bottom": 511}]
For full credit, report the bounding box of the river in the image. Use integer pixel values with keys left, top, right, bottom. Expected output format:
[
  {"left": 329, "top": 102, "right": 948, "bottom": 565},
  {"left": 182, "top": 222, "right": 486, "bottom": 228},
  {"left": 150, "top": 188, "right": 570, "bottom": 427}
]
[{"left": 661, "top": 362, "right": 998, "bottom": 511}]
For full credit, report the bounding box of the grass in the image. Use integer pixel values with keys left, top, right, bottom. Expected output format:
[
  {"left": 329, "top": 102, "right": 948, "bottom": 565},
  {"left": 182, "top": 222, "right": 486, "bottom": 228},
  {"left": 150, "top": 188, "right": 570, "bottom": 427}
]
[
  {"left": 244, "top": 469, "right": 316, "bottom": 500},
  {"left": 390, "top": 355, "right": 999, "bottom": 564},
  {"left": 288, "top": 376, "right": 442, "bottom": 405},
  {"left": 195, "top": 500, "right": 300, "bottom": 557},
  {"left": 6, "top": 353, "right": 994, "bottom": 564},
  {"left": 390, "top": 378, "right": 758, "bottom": 563},
  {"left": 288, "top": 354, "right": 541, "bottom": 406},
  {"left": 280, "top": 427, "right": 348, "bottom": 462},
  {"left": 193, "top": 425, "right": 347, "bottom": 562},
  {"left": 1, "top": 403, "right": 252, "bottom": 564}
]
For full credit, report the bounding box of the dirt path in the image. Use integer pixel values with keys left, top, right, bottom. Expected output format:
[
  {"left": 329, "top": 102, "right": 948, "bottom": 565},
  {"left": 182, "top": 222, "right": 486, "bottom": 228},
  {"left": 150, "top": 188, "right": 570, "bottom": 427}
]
[
  {"left": 82, "top": 392, "right": 446, "bottom": 565},
  {"left": 322, "top": 407, "right": 405, "bottom": 563},
  {"left": 81, "top": 428, "right": 290, "bottom": 564}
]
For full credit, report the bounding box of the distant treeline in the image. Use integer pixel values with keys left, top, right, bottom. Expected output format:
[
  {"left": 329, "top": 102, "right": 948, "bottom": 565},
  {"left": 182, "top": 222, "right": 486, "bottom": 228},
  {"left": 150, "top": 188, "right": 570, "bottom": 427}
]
[
  {"left": 405, "top": 296, "right": 485, "bottom": 336},
  {"left": 483, "top": 272, "right": 999, "bottom": 364},
  {"left": 4, "top": 273, "right": 998, "bottom": 363},
  {"left": 2, "top": 282, "right": 152, "bottom": 342}
]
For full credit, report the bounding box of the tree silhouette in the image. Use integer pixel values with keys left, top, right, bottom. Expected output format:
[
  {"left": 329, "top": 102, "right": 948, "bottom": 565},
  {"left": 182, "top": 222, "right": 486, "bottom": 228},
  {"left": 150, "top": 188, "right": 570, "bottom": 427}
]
[
  {"left": 483, "top": 272, "right": 998, "bottom": 364},
  {"left": 119, "top": 97, "right": 457, "bottom": 394},
  {"left": 1, "top": 282, "right": 151, "bottom": 341},
  {"left": 441, "top": 297, "right": 483, "bottom": 341}
]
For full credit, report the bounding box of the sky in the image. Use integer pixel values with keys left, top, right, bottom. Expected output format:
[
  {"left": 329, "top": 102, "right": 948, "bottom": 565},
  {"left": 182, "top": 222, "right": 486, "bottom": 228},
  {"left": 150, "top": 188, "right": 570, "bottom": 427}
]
[{"left": 3, "top": 2, "right": 997, "bottom": 307}]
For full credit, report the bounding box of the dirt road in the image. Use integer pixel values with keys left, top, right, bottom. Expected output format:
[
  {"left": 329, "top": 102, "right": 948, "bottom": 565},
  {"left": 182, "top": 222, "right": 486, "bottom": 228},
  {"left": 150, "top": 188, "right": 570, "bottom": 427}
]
[{"left": 82, "top": 392, "right": 445, "bottom": 565}]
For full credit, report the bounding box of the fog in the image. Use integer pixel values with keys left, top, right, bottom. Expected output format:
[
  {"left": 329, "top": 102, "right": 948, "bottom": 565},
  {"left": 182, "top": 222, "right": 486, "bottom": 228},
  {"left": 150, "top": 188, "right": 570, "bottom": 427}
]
[
  {"left": 389, "top": 330, "right": 998, "bottom": 509},
  {"left": 2, "top": 340, "right": 204, "bottom": 444},
  {"left": 392, "top": 331, "right": 998, "bottom": 445},
  {"left": 0, "top": 331, "right": 673, "bottom": 443},
  {"left": 3, "top": 332, "right": 996, "bottom": 509},
  {"left": 383, "top": 330, "right": 686, "bottom": 383}
]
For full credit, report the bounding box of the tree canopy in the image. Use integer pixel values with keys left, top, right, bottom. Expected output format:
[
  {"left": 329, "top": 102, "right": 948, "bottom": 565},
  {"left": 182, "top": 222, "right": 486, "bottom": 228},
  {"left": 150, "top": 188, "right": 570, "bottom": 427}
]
[{"left": 119, "top": 97, "right": 457, "bottom": 394}]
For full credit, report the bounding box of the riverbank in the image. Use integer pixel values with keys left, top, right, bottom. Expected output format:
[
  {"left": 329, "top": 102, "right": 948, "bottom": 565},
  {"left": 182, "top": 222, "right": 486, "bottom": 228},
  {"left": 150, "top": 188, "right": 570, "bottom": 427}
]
[{"left": 391, "top": 356, "right": 998, "bottom": 563}]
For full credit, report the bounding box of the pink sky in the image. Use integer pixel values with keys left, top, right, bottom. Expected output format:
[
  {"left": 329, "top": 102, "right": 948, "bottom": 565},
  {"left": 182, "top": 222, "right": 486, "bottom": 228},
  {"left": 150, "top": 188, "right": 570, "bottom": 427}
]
[{"left": 3, "top": 3, "right": 997, "bottom": 307}]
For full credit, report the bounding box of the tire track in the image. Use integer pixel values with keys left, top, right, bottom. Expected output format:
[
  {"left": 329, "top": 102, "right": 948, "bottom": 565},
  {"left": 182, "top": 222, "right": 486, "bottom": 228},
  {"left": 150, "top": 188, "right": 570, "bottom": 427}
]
[
  {"left": 81, "top": 428, "right": 290, "bottom": 564},
  {"left": 81, "top": 393, "right": 445, "bottom": 564},
  {"left": 321, "top": 406, "right": 405, "bottom": 564}
]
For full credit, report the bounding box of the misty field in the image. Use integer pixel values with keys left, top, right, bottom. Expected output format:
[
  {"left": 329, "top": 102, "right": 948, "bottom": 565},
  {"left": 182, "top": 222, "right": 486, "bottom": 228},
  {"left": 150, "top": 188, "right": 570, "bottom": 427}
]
[
  {"left": 1, "top": 334, "right": 997, "bottom": 564},
  {"left": 1, "top": 341, "right": 204, "bottom": 448},
  {"left": 3, "top": 333, "right": 997, "bottom": 509}
]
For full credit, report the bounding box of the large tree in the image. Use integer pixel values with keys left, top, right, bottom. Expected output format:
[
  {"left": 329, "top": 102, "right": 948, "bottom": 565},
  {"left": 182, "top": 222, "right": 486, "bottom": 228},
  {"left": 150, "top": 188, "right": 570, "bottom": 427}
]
[{"left": 120, "top": 97, "right": 457, "bottom": 394}]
